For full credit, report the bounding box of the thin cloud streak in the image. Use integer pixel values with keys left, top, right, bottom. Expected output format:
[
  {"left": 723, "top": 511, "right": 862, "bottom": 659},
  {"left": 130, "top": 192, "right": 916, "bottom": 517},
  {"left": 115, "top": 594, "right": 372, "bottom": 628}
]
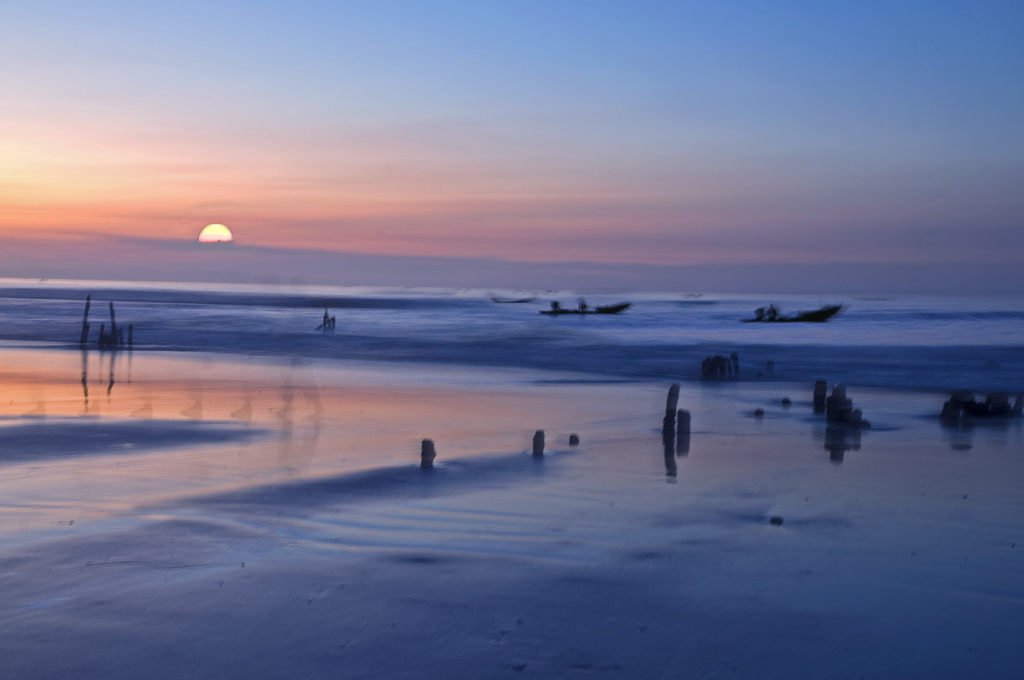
[{"left": 1, "top": 234, "right": 1021, "bottom": 296}]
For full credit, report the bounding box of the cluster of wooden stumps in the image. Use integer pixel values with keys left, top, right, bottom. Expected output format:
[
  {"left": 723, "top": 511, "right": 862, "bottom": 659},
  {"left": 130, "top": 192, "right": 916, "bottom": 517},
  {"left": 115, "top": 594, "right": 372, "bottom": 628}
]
[
  {"left": 812, "top": 380, "right": 870, "bottom": 427},
  {"left": 939, "top": 390, "right": 1021, "bottom": 452},
  {"left": 662, "top": 383, "right": 691, "bottom": 478},
  {"left": 811, "top": 380, "right": 871, "bottom": 464},
  {"left": 79, "top": 296, "right": 132, "bottom": 350},
  {"left": 700, "top": 352, "right": 738, "bottom": 380},
  {"left": 316, "top": 308, "right": 336, "bottom": 333},
  {"left": 941, "top": 390, "right": 1022, "bottom": 422},
  {"left": 419, "top": 429, "right": 580, "bottom": 469}
]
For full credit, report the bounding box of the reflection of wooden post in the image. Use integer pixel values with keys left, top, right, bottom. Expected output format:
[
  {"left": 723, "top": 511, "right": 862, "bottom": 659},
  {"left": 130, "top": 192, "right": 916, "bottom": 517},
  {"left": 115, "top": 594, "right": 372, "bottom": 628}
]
[
  {"left": 664, "top": 448, "right": 677, "bottom": 478},
  {"left": 80, "top": 349, "right": 88, "bottom": 404},
  {"left": 532, "top": 430, "right": 545, "bottom": 457},
  {"left": 79, "top": 296, "right": 91, "bottom": 346},
  {"left": 676, "top": 432, "right": 690, "bottom": 456}
]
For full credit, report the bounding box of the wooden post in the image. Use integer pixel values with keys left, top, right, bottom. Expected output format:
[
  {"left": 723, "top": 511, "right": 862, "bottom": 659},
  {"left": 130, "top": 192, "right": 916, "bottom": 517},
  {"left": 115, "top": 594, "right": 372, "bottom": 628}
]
[
  {"left": 79, "top": 296, "right": 91, "bottom": 346},
  {"left": 813, "top": 380, "right": 827, "bottom": 413},
  {"left": 108, "top": 302, "right": 118, "bottom": 345},
  {"left": 532, "top": 430, "right": 545, "bottom": 457},
  {"left": 665, "top": 383, "right": 680, "bottom": 415},
  {"left": 663, "top": 384, "right": 680, "bottom": 453},
  {"left": 676, "top": 409, "right": 690, "bottom": 456},
  {"left": 420, "top": 439, "right": 436, "bottom": 469}
]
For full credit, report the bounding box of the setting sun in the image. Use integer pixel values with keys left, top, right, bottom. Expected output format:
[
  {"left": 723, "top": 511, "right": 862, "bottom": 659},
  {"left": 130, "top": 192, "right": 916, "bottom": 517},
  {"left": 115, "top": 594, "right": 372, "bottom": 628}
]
[{"left": 197, "top": 223, "right": 233, "bottom": 243}]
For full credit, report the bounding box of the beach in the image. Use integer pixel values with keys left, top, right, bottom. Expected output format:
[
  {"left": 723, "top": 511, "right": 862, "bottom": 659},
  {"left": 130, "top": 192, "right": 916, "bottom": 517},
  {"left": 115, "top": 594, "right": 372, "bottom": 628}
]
[
  {"left": 1, "top": 343, "right": 1022, "bottom": 678},
  {"left": 6, "top": 0, "right": 1024, "bottom": 675}
]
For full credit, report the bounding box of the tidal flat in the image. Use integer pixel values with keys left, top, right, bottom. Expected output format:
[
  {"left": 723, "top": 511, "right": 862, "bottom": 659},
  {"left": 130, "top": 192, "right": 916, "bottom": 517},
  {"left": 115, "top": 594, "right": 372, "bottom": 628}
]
[{"left": 1, "top": 347, "right": 1022, "bottom": 678}]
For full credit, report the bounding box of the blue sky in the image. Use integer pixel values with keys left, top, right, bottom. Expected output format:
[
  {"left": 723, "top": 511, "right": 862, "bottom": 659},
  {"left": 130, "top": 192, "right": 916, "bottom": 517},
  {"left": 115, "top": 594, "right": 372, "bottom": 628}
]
[{"left": 1, "top": 1, "right": 1022, "bottom": 289}]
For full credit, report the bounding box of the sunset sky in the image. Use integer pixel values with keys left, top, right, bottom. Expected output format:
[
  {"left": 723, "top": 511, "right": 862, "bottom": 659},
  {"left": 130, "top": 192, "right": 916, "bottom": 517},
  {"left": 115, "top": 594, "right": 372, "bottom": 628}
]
[{"left": 1, "top": 1, "right": 1022, "bottom": 291}]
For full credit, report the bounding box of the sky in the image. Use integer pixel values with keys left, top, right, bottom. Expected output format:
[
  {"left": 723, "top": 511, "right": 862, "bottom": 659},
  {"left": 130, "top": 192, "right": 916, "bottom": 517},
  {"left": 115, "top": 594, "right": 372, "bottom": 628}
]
[{"left": 1, "top": 1, "right": 1022, "bottom": 292}]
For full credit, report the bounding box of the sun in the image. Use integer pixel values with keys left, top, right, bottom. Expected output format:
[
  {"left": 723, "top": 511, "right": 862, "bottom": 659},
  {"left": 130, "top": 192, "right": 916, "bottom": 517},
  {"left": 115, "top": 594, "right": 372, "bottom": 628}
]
[{"left": 198, "top": 223, "right": 234, "bottom": 243}]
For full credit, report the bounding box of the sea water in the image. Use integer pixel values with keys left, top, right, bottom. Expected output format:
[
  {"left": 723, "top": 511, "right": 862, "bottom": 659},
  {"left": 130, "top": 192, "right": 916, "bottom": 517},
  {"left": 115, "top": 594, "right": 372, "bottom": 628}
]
[{"left": 0, "top": 279, "right": 1020, "bottom": 393}]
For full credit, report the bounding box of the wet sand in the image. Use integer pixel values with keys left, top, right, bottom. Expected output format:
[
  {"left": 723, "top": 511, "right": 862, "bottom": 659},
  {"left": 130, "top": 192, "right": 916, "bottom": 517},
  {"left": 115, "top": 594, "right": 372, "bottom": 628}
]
[{"left": 1, "top": 347, "right": 1023, "bottom": 678}]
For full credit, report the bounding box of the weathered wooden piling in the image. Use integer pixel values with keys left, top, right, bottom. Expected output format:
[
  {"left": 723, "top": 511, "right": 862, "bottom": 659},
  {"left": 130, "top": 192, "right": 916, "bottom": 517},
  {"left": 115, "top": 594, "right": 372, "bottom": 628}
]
[
  {"left": 95, "top": 301, "right": 129, "bottom": 349},
  {"left": 569, "top": 434, "right": 580, "bottom": 446},
  {"left": 940, "top": 398, "right": 962, "bottom": 422},
  {"left": 532, "top": 430, "right": 545, "bottom": 457},
  {"left": 826, "top": 384, "right": 853, "bottom": 423},
  {"left": 813, "top": 380, "right": 828, "bottom": 413},
  {"left": 420, "top": 439, "right": 436, "bottom": 469},
  {"left": 676, "top": 409, "right": 691, "bottom": 456},
  {"left": 941, "top": 390, "right": 1022, "bottom": 420},
  {"left": 663, "top": 383, "right": 680, "bottom": 444},
  {"left": 666, "top": 383, "right": 680, "bottom": 415}
]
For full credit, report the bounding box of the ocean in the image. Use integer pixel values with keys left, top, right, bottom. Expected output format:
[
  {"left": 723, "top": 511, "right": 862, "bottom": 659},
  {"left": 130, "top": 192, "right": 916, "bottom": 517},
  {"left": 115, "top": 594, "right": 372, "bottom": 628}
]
[{"left": 0, "top": 278, "right": 1021, "bottom": 394}]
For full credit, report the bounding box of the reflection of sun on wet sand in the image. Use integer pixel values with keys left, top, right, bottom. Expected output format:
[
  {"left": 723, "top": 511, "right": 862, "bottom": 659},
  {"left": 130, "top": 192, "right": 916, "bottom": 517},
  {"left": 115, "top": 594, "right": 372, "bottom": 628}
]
[
  {"left": 131, "top": 398, "right": 153, "bottom": 419},
  {"left": 230, "top": 395, "right": 253, "bottom": 422},
  {"left": 0, "top": 348, "right": 1023, "bottom": 677}
]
